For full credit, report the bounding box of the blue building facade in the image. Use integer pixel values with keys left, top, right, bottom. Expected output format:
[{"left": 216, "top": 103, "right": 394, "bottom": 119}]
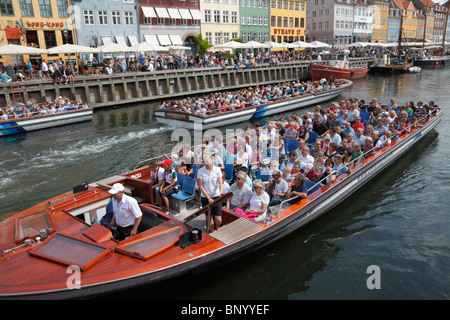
[{"left": 71, "top": 0, "right": 140, "bottom": 49}]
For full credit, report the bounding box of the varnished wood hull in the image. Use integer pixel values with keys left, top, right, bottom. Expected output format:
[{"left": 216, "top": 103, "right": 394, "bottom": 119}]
[
  {"left": 0, "top": 109, "right": 442, "bottom": 299},
  {"left": 310, "top": 64, "right": 368, "bottom": 81}
]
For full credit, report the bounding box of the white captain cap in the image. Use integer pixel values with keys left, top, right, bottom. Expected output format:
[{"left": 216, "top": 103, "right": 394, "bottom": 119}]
[{"left": 108, "top": 183, "right": 124, "bottom": 194}]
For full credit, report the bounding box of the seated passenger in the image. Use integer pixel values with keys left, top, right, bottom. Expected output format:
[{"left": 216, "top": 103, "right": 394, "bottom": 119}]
[
  {"left": 333, "top": 155, "right": 350, "bottom": 177},
  {"left": 350, "top": 143, "right": 363, "bottom": 168},
  {"left": 243, "top": 179, "right": 269, "bottom": 222},
  {"left": 226, "top": 171, "right": 252, "bottom": 211},
  {"left": 267, "top": 169, "right": 289, "bottom": 206},
  {"left": 158, "top": 159, "right": 179, "bottom": 215},
  {"left": 286, "top": 174, "right": 308, "bottom": 205},
  {"left": 318, "top": 158, "right": 336, "bottom": 184},
  {"left": 362, "top": 137, "right": 374, "bottom": 157}
]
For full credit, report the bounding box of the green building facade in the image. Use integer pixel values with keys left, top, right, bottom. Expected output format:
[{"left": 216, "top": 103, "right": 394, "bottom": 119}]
[{"left": 239, "top": 0, "right": 270, "bottom": 42}]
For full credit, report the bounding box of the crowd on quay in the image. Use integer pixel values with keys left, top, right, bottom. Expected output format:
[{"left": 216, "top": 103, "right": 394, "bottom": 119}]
[
  {"left": 157, "top": 78, "right": 339, "bottom": 115},
  {"left": 1, "top": 58, "right": 76, "bottom": 85},
  {"left": 0, "top": 96, "right": 90, "bottom": 121},
  {"left": 148, "top": 96, "right": 439, "bottom": 231}
]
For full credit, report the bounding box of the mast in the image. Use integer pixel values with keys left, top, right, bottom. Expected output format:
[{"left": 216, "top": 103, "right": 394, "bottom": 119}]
[
  {"left": 442, "top": 0, "right": 450, "bottom": 49},
  {"left": 398, "top": 8, "right": 403, "bottom": 57},
  {"left": 422, "top": 1, "right": 428, "bottom": 50}
]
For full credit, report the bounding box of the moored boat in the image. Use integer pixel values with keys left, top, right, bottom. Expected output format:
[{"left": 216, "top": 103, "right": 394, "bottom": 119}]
[
  {"left": 155, "top": 79, "right": 353, "bottom": 130},
  {"left": 412, "top": 55, "right": 450, "bottom": 68},
  {"left": 0, "top": 107, "right": 93, "bottom": 136},
  {"left": 310, "top": 52, "right": 369, "bottom": 81},
  {"left": 0, "top": 102, "right": 442, "bottom": 299}
]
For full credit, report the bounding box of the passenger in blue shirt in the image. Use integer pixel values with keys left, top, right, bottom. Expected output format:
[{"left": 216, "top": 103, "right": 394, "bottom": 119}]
[{"left": 286, "top": 174, "right": 308, "bottom": 205}]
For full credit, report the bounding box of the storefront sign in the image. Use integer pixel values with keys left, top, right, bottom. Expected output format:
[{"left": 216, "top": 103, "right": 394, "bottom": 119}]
[
  {"left": 273, "top": 29, "right": 303, "bottom": 36},
  {"left": 25, "top": 21, "right": 65, "bottom": 28},
  {"left": 5, "top": 28, "right": 20, "bottom": 40}
]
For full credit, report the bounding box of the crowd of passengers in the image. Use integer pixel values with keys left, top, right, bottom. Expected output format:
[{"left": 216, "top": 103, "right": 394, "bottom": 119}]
[
  {"left": 157, "top": 79, "right": 338, "bottom": 115},
  {"left": 147, "top": 97, "right": 439, "bottom": 232},
  {"left": 0, "top": 96, "right": 90, "bottom": 121}
]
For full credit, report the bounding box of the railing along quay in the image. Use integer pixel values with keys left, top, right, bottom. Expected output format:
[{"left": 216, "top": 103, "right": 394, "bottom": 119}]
[{"left": 0, "top": 57, "right": 376, "bottom": 109}]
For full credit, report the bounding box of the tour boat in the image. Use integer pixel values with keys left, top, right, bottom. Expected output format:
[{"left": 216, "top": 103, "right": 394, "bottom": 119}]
[
  {"left": 0, "top": 107, "right": 93, "bottom": 137},
  {"left": 310, "top": 52, "right": 369, "bottom": 81},
  {"left": 0, "top": 106, "right": 442, "bottom": 299},
  {"left": 154, "top": 80, "right": 353, "bottom": 130}
]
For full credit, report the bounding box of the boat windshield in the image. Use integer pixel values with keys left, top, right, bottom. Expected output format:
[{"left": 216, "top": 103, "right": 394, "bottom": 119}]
[{"left": 15, "top": 211, "right": 54, "bottom": 243}]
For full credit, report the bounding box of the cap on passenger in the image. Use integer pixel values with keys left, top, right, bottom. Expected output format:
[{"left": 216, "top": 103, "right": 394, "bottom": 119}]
[
  {"left": 158, "top": 159, "right": 173, "bottom": 167},
  {"left": 108, "top": 183, "right": 124, "bottom": 194}
]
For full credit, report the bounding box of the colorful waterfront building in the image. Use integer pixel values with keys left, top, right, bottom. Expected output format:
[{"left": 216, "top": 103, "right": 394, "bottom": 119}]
[
  {"left": 137, "top": 0, "right": 202, "bottom": 53},
  {"left": 240, "top": 0, "right": 270, "bottom": 43},
  {"left": 368, "top": 0, "right": 391, "bottom": 43},
  {"left": 391, "top": 0, "right": 418, "bottom": 42},
  {"left": 270, "top": 0, "right": 307, "bottom": 44},
  {"left": 199, "top": 0, "right": 240, "bottom": 47},
  {"left": 71, "top": 0, "right": 139, "bottom": 50},
  {"left": 0, "top": 0, "right": 76, "bottom": 66},
  {"left": 353, "top": 0, "right": 374, "bottom": 43}
]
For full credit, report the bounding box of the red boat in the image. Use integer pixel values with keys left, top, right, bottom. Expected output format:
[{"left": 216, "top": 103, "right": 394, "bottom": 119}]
[{"left": 310, "top": 52, "right": 369, "bottom": 81}]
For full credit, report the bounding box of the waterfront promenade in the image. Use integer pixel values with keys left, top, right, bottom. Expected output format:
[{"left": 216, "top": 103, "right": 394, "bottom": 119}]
[{"left": 0, "top": 56, "right": 375, "bottom": 109}]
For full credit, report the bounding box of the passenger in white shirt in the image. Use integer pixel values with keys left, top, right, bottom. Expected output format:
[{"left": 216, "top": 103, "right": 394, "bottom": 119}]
[
  {"left": 197, "top": 154, "right": 223, "bottom": 232},
  {"left": 109, "top": 183, "right": 142, "bottom": 241}
]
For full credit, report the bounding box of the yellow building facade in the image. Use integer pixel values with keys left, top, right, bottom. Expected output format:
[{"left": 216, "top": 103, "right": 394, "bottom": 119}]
[
  {"left": 269, "top": 0, "right": 307, "bottom": 44},
  {"left": 400, "top": 2, "right": 417, "bottom": 41},
  {"left": 372, "top": 1, "right": 390, "bottom": 42},
  {"left": 0, "top": 0, "right": 76, "bottom": 66},
  {"left": 199, "top": 0, "right": 240, "bottom": 47}
]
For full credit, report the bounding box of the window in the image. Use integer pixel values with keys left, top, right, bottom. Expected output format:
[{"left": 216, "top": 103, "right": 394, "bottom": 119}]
[
  {"left": 84, "top": 9, "right": 94, "bottom": 25},
  {"left": 19, "top": 0, "right": 34, "bottom": 17},
  {"left": 124, "top": 11, "right": 133, "bottom": 25},
  {"left": 0, "top": 0, "right": 14, "bottom": 15},
  {"left": 232, "top": 32, "right": 238, "bottom": 39},
  {"left": 205, "top": 32, "right": 212, "bottom": 44},
  {"left": 44, "top": 30, "right": 57, "bottom": 48},
  {"left": 215, "top": 32, "right": 221, "bottom": 44},
  {"left": 112, "top": 11, "right": 121, "bottom": 25},
  {"left": 241, "top": 14, "right": 246, "bottom": 25},
  {"left": 39, "top": 0, "right": 52, "bottom": 17},
  {"left": 205, "top": 10, "right": 211, "bottom": 23},
  {"left": 247, "top": 15, "right": 252, "bottom": 25},
  {"left": 99, "top": 10, "right": 108, "bottom": 25},
  {"left": 271, "top": 15, "right": 275, "bottom": 26},
  {"left": 223, "top": 11, "right": 229, "bottom": 23},
  {"left": 231, "top": 11, "right": 237, "bottom": 24},
  {"left": 57, "top": 0, "right": 68, "bottom": 18},
  {"left": 223, "top": 32, "right": 230, "bottom": 42},
  {"left": 214, "top": 10, "right": 220, "bottom": 23}
]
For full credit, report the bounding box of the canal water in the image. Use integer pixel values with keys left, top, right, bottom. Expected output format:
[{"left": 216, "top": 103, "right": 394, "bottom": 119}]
[{"left": 1, "top": 69, "right": 449, "bottom": 300}]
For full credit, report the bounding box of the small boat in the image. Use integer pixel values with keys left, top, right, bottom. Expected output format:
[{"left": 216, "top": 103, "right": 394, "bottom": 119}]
[
  {"left": 310, "top": 51, "right": 369, "bottom": 81},
  {"left": 0, "top": 107, "right": 93, "bottom": 136},
  {"left": 0, "top": 104, "right": 442, "bottom": 299},
  {"left": 155, "top": 79, "right": 353, "bottom": 130},
  {"left": 371, "top": 59, "right": 414, "bottom": 74},
  {"left": 408, "top": 66, "right": 421, "bottom": 73}
]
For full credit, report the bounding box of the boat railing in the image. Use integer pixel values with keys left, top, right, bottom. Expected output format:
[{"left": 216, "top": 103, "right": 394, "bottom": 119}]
[{"left": 272, "top": 109, "right": 439, "bottom": 220}]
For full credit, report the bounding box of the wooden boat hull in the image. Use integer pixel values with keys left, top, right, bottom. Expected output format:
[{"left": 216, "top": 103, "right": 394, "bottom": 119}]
[
  {"left": 0, "top": 109, "right": 441, "bottom": 299},
  {"left": 371, "top": 61, "right": 414, "bottom": 74},
  {"left": 310, "top": 63, "right": 368, "bottom": 81},
  {"left": 413, "top": 56, "right": 450, "bottom": 68},
  {"left": 0, "top": 108, "right": 93, "bottom": 136},
  {"left": 155, "top": 80, "right": 353, "bottom": 130}
]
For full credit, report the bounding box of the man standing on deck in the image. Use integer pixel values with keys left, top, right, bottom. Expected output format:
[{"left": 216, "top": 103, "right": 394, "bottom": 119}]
[{"left": 109, "top": 183, "right": 142, "bottom": 241}]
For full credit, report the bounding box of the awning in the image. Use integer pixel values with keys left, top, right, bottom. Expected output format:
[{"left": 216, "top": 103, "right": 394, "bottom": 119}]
[
  {"left": 141, "top": 6, "right": 157, "bottom": 18},
  {"left": 169, "top": 34, "right": 183, "bottom": 46},
  {"left": 157, "top": 34, "right": 172, "bottom": 46},
  {"left": 101, "top": 36, "right": 112, "bottom": 45},
  {"left": 190, "top": 9, "right": 202, "bottom": 20},
  {"left": 167, "top": 8, "right": 181, "bottom": 19},
  {"left": 128, "top": 35, "right": 139, "bottom": 46},
  {"left": 178, "top": 8, "right": 192, "bottom": 20},
  {"left": 115, "top": 36, "right": 128, "bottom": 47},
  {"left": 144, "top": 34, "right": 159, "bottom": 45},
  {"left": 155, "top": 7, "right": 170, "bottom": 19}
]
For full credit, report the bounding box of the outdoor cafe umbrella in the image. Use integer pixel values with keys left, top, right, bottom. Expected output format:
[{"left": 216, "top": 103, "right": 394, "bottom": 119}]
[
  {"left": 0, "top": 44, "right": 47, "bottom": 55},
  {"left": 46, "top": 44, "right": 101, "bottom": 54},
  {"left": 309, "top": 41, "right": 332, "bottom": 48},
  {"left": 98, "top": 42, "right": 136, "bottom": 53},
  {"left": 132, "top": 42, "right": 168, "bottom": 52},
  {"left": 241, "top": 40, "right": 269, "bottom": 49},
  {"left": 214, "top": 40, "right": 245, "bottom": 49},
  {"left": 289, "top": 41, "right": 315, "bottom": 49},
  {"left": 263, "top": 41, "right": 287, "bottom": 49},
  {"left": 167, "top": 45, "right": 190, "bottom": 51}
]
